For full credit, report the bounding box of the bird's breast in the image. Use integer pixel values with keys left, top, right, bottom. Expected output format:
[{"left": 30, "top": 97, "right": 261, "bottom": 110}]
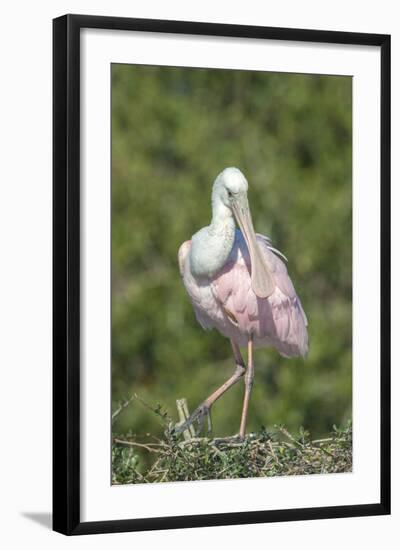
[{"left": 189, "top": 224, "right": 236, "bottom": 279}]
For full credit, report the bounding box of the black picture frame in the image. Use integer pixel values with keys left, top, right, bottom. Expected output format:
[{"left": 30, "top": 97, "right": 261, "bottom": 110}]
[{"left": 53, "top": 13, "right": 391, "bottom": 535}]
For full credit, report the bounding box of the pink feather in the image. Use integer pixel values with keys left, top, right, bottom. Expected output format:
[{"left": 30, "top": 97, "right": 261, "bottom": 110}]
[{"left": 179, "top": 230, "right": 308, "bottom": 357}]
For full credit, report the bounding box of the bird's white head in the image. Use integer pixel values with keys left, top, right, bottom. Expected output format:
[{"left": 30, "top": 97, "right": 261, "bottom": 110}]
[
  {"left": 212, "top": 167, "right": 274, "bottom": 299},
  {"left": 212, "top": 167, "right": 248, "bottom": 208}
]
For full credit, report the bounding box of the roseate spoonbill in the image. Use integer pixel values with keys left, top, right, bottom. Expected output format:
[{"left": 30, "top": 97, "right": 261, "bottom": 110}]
[{"left": 177, "top": 167, "right": 308, "bottom": 439}]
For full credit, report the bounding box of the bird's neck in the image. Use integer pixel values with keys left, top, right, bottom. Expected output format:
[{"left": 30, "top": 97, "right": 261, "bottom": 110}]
[
  {"left": 210, "top": 198, "right": 236, "bottom": 236},
  {"left": 189, "top": 199, "right": 236, "bottom": 279}
]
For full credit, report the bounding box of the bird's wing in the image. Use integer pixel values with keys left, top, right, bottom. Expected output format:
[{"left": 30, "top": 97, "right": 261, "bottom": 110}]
[
  {"left": 256, "top": 235, "right": 308, "bottom": 356},
  {"left": 178, "top": 240, "right": 191, "bottom": 276},
  {"left": 256, "top": 233, "right": 288, "bottom": 262},
  {"left": 178, "top": 240, "right": 216, "bottom": 330},
  {"left": 211, "top": 231, "right": 308, "bottom": 356}
]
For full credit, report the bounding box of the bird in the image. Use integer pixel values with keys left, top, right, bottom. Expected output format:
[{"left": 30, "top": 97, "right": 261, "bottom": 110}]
[{"left": 177, "top": 167, "right": 308, "bottom": 440}]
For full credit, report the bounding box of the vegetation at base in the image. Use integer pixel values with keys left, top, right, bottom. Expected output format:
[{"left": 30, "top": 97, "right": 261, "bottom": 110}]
[
  {"left": 112, "top": 399, "right": 352, "bottom": 484},
  {"left": 112, "top": 422, "right": 352, "bottom": 485}
]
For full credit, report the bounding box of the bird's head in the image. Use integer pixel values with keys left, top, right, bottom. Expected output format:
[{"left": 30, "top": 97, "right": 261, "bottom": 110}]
[
  {"left": 213, "top": 167, "right": 249, "bottom": 207},
  {"left": 212, "top": 167, "right": 274, "bottom": 298}
]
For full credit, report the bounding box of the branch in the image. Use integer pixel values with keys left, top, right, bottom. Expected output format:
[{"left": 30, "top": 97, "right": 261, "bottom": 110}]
[
  {"left": 112, "top": 395, "right": 134, "bottom": 423},
  {"left": 113, "top": 438, "right": 162, "bottom": 453}
]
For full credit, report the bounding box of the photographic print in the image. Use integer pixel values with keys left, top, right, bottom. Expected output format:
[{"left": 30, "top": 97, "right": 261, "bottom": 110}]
[{"left": 111, "top": 64, "right": 352, "bottom": 485}]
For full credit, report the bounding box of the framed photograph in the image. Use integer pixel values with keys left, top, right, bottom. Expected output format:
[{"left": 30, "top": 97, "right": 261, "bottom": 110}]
[{"left": 53, "top": 14, "right": 391, "bottom": 535}]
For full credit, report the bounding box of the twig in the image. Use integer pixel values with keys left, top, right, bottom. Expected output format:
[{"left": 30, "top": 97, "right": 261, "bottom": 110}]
[
  {"left": 268, "top": 440, "right": 279, "bottom": 464},
  {"left": 113, "top": 438, "right": 161, "bottom": 453},
  {"left": 278, "top": 426, "right": 304, "bottom": 448},
  {"left": 175, "top": 398, "right": 196, "bottom": 440},
  {"left": 133, "top": 393, "right": 172, "bottom": 426},
  {"left": 112, "top": 395, "right": 134, "bottom": 422}
]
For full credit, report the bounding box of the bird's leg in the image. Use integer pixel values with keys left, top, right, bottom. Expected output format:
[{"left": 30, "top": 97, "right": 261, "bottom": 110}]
[
  {"left": 174, "top": 340, "right": 246, "bottom": 436},
  {"left": 239, "top": 334, "right": 254, "bottom": 440}
]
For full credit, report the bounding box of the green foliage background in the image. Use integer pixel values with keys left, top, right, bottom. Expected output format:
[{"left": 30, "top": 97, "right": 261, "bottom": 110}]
[{"left": 112, "top": 64, "right": 352, "bottom": 441}]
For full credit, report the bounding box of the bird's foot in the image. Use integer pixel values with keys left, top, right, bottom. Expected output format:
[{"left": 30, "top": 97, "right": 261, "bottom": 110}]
[{"left": 173, "top": 402, "right": 212, "bottom": 437}]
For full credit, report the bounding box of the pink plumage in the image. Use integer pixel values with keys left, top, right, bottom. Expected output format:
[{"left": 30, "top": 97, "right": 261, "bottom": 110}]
[{"left": 179, "top": 229, "right": 308, "bottom": 357}]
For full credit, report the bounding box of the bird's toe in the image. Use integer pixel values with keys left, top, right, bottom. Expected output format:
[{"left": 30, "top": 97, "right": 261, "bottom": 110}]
[{"left": 174, "top": 403, "right": 212, "bottom": 437}]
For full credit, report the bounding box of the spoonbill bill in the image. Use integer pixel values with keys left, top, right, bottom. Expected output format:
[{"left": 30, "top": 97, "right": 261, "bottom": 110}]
[{"left": 177, "top": 167, "right": 308, "bottom": 439}]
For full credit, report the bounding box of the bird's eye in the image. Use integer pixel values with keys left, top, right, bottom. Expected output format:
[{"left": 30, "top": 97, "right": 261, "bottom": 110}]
[{"left": 227, "top": 190, "right": 233, "bottom": 198}]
